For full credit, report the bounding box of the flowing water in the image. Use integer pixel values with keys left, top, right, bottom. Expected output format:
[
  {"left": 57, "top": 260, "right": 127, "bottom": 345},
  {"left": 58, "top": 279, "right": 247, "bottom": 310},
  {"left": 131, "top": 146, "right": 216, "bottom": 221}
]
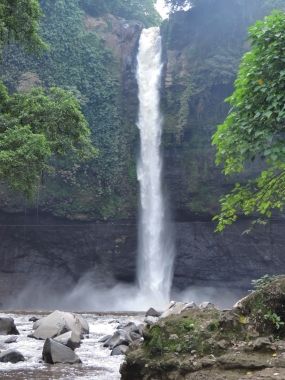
[
  {"left": 0, "top": 311, "right": 144, "bottom": 380},
  {"left": 137, "top": 27, "right": 175, "bottom": 308}
]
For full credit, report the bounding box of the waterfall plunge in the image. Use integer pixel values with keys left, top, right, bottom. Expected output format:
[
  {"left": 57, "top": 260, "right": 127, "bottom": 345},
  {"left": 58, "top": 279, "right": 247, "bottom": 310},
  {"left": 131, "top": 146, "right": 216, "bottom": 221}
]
[{"left": 137, "top": 27, "right": 175, "bottom": 308}]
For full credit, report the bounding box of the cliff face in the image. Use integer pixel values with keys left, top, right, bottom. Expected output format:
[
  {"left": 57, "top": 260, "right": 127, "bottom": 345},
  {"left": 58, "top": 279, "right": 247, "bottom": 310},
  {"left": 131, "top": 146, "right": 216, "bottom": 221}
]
[
  {"left": 0, "top": 7, "right": 143, "bottom": 221},
  {"left": 0, "top": 0, "right": 280, "bottom": 221},
  {"left": 1, "top": 210, "right": 285, "bottom": 308},
  {"left": 160, "top": 0, "right": 277, "bottom": 219},
  {"left": 1, "top": 0, "right": 285, "bottom": 306}
]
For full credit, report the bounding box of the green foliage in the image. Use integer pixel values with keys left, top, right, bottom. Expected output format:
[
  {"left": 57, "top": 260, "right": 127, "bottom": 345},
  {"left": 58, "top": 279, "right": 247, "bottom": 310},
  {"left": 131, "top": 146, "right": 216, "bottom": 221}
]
[
  {"left": 0, "top": 0, "right": 47, "bottom": 55},
  {"left": 264, "top": 311, "right": 284, "bottom": 329},
  {"left": 0, "top": 0, "right": 138, "bottom": 218},
  {"left": 80, "top": 0, "right": 161, "bottom": 27},
  {"left": 212, "top": 11, "right": 285, "bottom": 230},
  {"left": 0, "top": 84, "right": 97, "bottom": 197},
  {"left": 251, "top": 274, "right": 280, "bottom": 292}
]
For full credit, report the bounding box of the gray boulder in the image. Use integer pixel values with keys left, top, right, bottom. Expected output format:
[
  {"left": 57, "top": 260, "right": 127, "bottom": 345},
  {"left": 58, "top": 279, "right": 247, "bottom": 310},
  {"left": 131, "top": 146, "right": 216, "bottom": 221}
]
[
  {"left": 31, "top": 310, "right": 89, "bottom": 340},
  {"left": 33, "top": 317, "right": 45, "bottom": 330},
  {"left": 29, "top": 316, "right": 39, "bottom": 322},
  {"left": 145, "top": 308, "right": 161, "bottom": 317},
  {"left": 0, "top": 349, "right": 24, "bottom": 363},
  {"left": 111, "top": 345, "right": 128, "bottom": 356},
  {"left": 120, "top": 322, "right": 140, "bottom": 334},
  {"left": 160, "top": 301, "right": 198, "bottom": 318},
  {"left": 103, "top": 330, "right": 128, "bottom": 349},
  {"left": 4, "top": 336, "right": 18, "bottom": 344},
  {"left": 126, "top": 332, "right": 141, "bottom": 344},
  {"left": 42, "top": 338, "right": 82, "bottom": 364},
  {"left": 98, "top": 334, "right": 112, "bottom": 343},
  {"left": 0, "top": 317, "right": 19, "bottom": 335},
  {"left": 54, "top": 331, "right": 81, "bottom": 350}
]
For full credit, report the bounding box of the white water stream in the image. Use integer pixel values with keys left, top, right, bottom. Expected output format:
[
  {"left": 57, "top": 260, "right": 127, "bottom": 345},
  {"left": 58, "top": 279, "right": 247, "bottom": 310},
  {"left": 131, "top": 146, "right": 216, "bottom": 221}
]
[
  {"left": 136, "top": 27, "right": 175, "bottom": 308},
  {"left": 0, "top": 312, "right": 144, "bottom": 380}
]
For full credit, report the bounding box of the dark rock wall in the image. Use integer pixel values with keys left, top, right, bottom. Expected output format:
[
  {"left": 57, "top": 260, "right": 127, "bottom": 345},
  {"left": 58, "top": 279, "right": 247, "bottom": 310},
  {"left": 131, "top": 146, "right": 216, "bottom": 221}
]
[{"left": 1, "top": 211, "right": 285, "bottom": 306}]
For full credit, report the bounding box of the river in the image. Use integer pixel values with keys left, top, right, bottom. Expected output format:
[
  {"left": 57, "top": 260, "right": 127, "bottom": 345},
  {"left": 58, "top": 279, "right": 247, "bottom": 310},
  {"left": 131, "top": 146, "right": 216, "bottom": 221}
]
[{"left": 0, "top": 311, "right": 144, "bottom": 380}]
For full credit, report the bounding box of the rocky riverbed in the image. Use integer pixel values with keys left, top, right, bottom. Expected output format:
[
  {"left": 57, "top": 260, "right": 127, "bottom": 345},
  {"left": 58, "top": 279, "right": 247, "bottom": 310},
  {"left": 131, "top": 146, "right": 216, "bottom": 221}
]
[
  {"left": 3, "top": 277, "right": 285, "bottom": 380},
  {"left": 0, "top": 311, "right": 145, "bottom": 380}
]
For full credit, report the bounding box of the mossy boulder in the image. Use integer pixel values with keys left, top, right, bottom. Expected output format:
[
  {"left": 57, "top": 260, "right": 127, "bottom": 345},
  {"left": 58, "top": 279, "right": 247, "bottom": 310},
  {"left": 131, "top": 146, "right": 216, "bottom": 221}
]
[{"left": 120, "top": 278, "right": 285, "bottom": 379}]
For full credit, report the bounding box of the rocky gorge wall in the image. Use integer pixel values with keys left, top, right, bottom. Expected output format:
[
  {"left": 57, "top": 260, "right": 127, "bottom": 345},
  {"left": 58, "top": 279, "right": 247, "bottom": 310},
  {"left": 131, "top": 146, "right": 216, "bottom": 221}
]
[
  {"left": 1, "top": 210, "right": 285, "bottom": 308},
  {"left": 1, "top": 0, "right": 285, "bottom": 306}
]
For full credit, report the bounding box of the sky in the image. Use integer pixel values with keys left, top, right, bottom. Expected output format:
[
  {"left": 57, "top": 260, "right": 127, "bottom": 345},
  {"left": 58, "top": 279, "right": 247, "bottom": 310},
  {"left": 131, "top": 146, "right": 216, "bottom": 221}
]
[{"left": 155, "top": 0, "right": 170, "bottom": 19}]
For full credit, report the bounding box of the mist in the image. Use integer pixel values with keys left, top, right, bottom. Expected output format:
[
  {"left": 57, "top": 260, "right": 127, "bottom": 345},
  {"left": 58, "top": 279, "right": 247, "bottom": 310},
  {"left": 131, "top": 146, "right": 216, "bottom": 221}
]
[{"left": 3, "top": 274, "right": 245, "bottom": 312}]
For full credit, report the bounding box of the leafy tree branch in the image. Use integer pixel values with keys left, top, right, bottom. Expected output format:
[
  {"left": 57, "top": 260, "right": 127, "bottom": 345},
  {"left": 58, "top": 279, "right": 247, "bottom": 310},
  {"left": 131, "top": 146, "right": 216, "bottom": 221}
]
[{"left": 212, "top": 10, "right": 285, "bottom": 230}]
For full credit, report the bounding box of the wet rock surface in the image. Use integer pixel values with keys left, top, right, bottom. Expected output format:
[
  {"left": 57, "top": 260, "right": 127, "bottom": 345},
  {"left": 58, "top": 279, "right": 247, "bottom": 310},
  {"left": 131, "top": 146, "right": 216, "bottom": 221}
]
[
  {"left": 0, "top": 316, "right": 19, "bottom": 335},
  {"left": 0, "top": 349, "right": 24, "bottom": 363},
  {"left": 30, "top": 310, "right": 89, "bottom": 340},
  {"left": 0, "top": 311, "right": 145, "bottom": 379},
  {"left": 42, "top": 338, "right": 82, "bottom": 364},
  {"left": 2, "top": 211, "right": 285, "bottom": 309},
  {"left": 1, "top": 189, "right": 284, "bottom": 311},
  {"left": 111, "top": 345, "right": 128, "bottom": 356},
  {"left": 54, "top": 331, "right": 81, "bottom": 350}
]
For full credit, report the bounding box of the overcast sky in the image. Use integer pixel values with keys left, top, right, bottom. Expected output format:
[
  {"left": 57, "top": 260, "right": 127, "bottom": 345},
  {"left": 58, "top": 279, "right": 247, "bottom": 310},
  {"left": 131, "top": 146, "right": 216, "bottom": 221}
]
[{"left": 155, "top": 0, "right": 169, "bottom": 19}]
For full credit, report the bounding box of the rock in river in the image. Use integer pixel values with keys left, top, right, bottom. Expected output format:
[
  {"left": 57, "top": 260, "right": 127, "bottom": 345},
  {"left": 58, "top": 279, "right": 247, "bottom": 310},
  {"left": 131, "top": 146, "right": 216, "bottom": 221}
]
[
  {"left": 0, "top": 349, "right": 24, "bottom": 363},
  {"left": 103, "top": 330, "right": 128, "bottom": 349},
  {"left": 54, "top": 331, "right": 81, "bottom": 350},
  {"left": 42, "top": 338, "right": 82, "bottom": 364},
  {"left": 0, "top": 316, "right": 19, "bottom": 335},
  {"left": 31, "top": 310, "right": 89, "bottom": 340},
  {"left": 111, "top": 345, "right": 128, "bottom": 356}
]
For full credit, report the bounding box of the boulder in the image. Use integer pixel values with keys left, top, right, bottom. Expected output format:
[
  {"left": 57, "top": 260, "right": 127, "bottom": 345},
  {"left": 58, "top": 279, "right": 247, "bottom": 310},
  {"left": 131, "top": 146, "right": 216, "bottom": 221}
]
[
  {"left": 31, "top": 310, "right": 89, "bottom": 340},
  {"left": 103, "top": 330, "right": 128, "bottom": 349},
  {"left": 29, "top": 316, "right": 40, "bottom": 322},
  {"left": 33, "top": 317, "right": 45, "bottom": 330},
  {"left": 125, "top": 332, "right": 141, "bottom": 344},
  {"left": 0, "top": 317, "right": 19, "bottom": 335},
  {"left": 54, "top": 331, "right": 81, "bottom": 350},
  {"left": 42, "top": 338, "right": 82, "bottom": 364},
  {"left": 120, "top": 322, "right": 140, "bottom": 334},
  {"left": 98, "top": 334, "right": 112, "bottom": 343},
  {"left": 0, "top": 349, "right": 24, "bottom": 363},
  {"left": 111, "top": 345, "right": 128, "bottom": 356},
  {"left": 145, "top": 308, "right": 161, "bottom": 317},
  {"left": 4, "top": 336, "right": 18, "bottom": 344},
  {"left": 160, "top": 301, "right": 198, "bottom": 319}
]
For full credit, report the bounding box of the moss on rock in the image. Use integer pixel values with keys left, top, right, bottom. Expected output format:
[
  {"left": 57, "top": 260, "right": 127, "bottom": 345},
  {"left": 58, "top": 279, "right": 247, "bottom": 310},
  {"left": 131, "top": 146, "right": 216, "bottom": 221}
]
[{"left": 120, "top": 277, "right": 285, "bottom": 379}]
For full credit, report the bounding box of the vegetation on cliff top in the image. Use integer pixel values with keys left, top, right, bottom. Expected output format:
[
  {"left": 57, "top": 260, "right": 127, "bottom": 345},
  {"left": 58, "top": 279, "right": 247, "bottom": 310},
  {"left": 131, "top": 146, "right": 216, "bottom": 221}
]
[
  {"left": 0, "top": 0, "right": 47, "bottom": 55},
  {"left": 81, "top": 0, "right": 161, "bottom": 27},
  {"left": 213, "top": 11, "right": 285, "bottom": 230}
]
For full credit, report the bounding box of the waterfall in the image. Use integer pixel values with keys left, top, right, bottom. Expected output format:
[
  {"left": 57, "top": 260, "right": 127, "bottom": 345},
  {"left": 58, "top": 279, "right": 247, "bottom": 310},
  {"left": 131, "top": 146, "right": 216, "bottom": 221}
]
[{"left": 136, "top": 27, "right": 175, "bottom": 308}]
